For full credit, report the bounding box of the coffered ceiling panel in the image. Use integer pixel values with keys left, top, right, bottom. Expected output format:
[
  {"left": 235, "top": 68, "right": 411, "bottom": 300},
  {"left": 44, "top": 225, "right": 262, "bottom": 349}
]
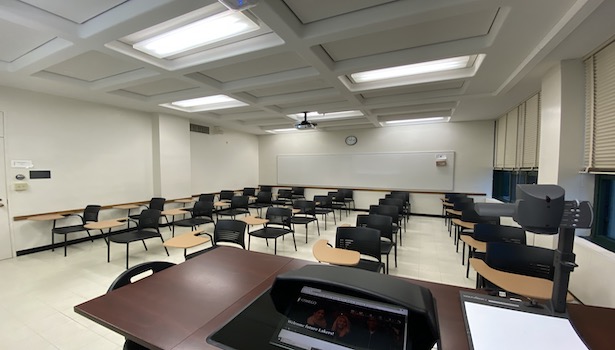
[
  {"left": 282, "top": 0, "right": 396, "bottom": 24},
  {"left": 0, "top": 0, "right": 611, "bottom": 134},
  {"left": 198, "top": 52, "right": 308, "bottom": 83},
  {"left": 321, "top": 8, "right": 498, "bottom": 61},
  {"left": 19, "top": 0, "right": 127, "bottom": 24},
  {"left": 41, "top": 51, "right": 142, "bottom": 82},
  {"left": 119, "top": 78, "right": 200, "bottom": 97}
]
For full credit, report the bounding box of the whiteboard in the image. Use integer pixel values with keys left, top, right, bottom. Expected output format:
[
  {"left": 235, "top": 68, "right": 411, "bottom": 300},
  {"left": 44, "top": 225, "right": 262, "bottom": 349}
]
[{"left": 277, "top": 151, "right": 455, "bottom": 191}]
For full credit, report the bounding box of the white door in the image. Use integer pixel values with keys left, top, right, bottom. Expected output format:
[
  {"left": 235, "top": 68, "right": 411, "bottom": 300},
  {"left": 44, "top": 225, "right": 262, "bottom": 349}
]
[{"left": 0, "top": 112, "right": 13, "bottom": 260}]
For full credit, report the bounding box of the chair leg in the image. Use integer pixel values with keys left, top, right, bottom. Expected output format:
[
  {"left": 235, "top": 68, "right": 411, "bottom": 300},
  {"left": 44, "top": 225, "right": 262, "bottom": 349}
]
[
  {"left": 52, "top": 232, "right": 55, "bottom": 252},
  {"left": 125, "top": 243, "right": 130, "bottom": 269},
  {"left": 142, "top": 240, "right": 148, "bottom": 250},
  {"left": 86, "top": 229, "right": 94, "bottom": 242},
  {"left": 292, "top": 232, "right": 297, "bottom": 251},
  {"left": 160, "top": 237, "right": 170, "bottom": 256},
  {"left": 64, "top": 234, "right": 67, "bottom": 257},
  {"left": 386, "top": 255, "right": 389, "bottom": 274},
  {"left": 274, "top": 238, "right": 277, "bottom": 255},
  {"left": 305, "top": 225, "right": 308, "bottom": 244},
  {"left": 394, "top": 244, "right": 398, "bottom": 267},
  {"left": 248, "top": 235, "right": 251, "bottom": 250},
  {"left": 316, "top": 220, "right": 320, "bottom": 236}
]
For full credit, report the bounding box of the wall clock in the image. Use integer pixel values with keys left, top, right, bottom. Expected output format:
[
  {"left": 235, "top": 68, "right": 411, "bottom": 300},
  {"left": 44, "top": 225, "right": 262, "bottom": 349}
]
[{"left": 345, "top": 135, "right": 358, "bottom": 146}]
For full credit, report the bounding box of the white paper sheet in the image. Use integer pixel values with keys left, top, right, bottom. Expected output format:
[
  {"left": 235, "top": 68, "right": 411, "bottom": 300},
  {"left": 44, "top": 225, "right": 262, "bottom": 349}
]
[{"left": 464, "top": 301, "right": 589, "bottom": 350}]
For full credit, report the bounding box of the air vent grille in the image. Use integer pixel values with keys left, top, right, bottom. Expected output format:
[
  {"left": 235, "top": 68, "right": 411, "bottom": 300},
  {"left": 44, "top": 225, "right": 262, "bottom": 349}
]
[{"left": 190, "top": 124, "right": 210, "bottom": 134}]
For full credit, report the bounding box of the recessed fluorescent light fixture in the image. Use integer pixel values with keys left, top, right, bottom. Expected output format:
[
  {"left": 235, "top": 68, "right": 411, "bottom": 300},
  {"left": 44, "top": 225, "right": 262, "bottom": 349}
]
[
  {"left": 133, "top": 10, "right": 260, "bottom": 59},
  {"left": 266, "top": 128, "right": 299, "bottom": 133},
  {"left": 161, "top": 94, "right": 248, "bottom": 112},
  {"left": 287, "top": 110, "right": 363, "bottom": 121},
  {"left": 351, "top": 56, "right": 471, "bottom": 83},
  {"left": 341, "top": 54, "right": 485, "bottom": 92},
  {"left": 381, "top": 116, "right": 450, "bottom": 126}
]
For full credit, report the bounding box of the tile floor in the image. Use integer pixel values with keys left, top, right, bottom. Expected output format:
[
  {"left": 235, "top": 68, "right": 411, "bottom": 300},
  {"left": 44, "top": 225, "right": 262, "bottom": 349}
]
[{"left": 0, "top": 211, "right": 476, "bottom": 349}]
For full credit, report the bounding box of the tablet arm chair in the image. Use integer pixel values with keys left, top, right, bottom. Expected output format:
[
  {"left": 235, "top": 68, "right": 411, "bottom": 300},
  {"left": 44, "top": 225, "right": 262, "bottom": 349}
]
[
  {"left": 335, "top": 226, "right": 385, "bottom": 273},
  {"left": 52, "top": 204, "right": 101, "bottom": 256},
  {"left": 248, "top": 207, "right": 296, "bottom": 255},
  {"left": 217, "top": 196, "right": 250, "bottom": 220},
  {"left": 290, "top": 200, "right": 320, "bottom": 243},
  {"left": 172, "top": 201, "right": 215, "bottom": 235},
  {"left": 213, "top": 219, "right": 248, "bottom": 249},
  {"left": 107, "top": 261, "right": 176, "bottom": 350},
  {"left": 108, "top": 209, "right": 170, "bottom": 269}
]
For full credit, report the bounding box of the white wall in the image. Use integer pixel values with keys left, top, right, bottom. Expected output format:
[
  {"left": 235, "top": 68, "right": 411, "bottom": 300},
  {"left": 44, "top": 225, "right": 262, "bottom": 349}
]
[
  {"left": 154, "top": 114, "right": 192, "bottom": 199},
  {"left": 190, "top": 129, "right": 259, "bottom": 194},
  {"left": 258, "top": 121, "right": 494, "bottom": 214},
  {"left": 0, "top": 87, "right": 155, "bottom": 251}
]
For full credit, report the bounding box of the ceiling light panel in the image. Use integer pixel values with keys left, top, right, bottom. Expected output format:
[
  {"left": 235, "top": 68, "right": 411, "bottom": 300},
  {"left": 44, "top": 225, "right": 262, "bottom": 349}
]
[
  {"left": 381, "top": 116, "right": 450, "bottom": 126},
  {"left": 340, "top": 54, "right": 485, "bottom": 92},
  {"left": 133, "top": 10, "right": 260, "bottom": 59},
  {"left": 287, "top": 110, "right": 363, "bottom": 121},
  {"left": 161, "top": 95, "right": 248, "bottom": 112}
]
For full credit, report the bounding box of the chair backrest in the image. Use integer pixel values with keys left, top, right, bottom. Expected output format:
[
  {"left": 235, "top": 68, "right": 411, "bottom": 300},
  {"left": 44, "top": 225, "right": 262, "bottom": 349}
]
[
  {"left": 230, "top": 195, "right": 249, "bottom": 209},
  {"left": 328, "top": 191, "right": 344, "bottom": 202},
  {"left": 340, "top": 188, "right": 354, "bottom": 199},
  {"left": 485, "top": 242, "right": 555, "bottom": 280},
  {"left": 138, "top": 209, "right": 161, "bottom": 230},
  {"left": 265, "top": 207, "right": 292, "bottom": 228},
  {"left": 214, "top": 220, "right": 247, "bottom": 249},
  {"left": 198, "top": 193, "right": 215, "bottom": 202},
  {"left": 83, "top": 205, "right": 102, "bottom": 222},
  {"left": 107, "top": 261, "right": 175, "bottom": 292},
  {"left": 293, "top": 200, "right": 316, "bottom": 215},
  {"left": 192, "top": 201, "right": 214, "bottom": 218},
  {"left": 365, "top": 214, "right": 394, "bottom": 241},
  {"left": 260, "top": 185, "right": 273, "bottom": 193},
  {"left": 243, "top": 187, "right": 256, "bottom": 196},
  {"left": 379, "top": 198, "right": 404, "bottom": 216},
  {"left": 219, "top": 190, "right": 235, "bottom": 201},
  {"left": 335, "top": 226, "right": 381, "bottom": 262},
  {"left": 390, "top": 191, "right": 409, "bottom": 203},
  {"left": 255, "top": 191, "right": 272, "bottom": 204},
  {"left": 149, "top": 197, "right": 166, "bottom": 211},
  {"left": 473, "top": 223, "right": 527, "bottom": 245},
  {"left": 369, "top": 204, "right": 399, "bottom": 224},
  {"left": 453, "top": 198, "right": 474, "bottom": 211},
  {"left": 356, "top": 214, "right": 369, "bottom": 227},
  {"left": 291, "top": 187, "right": 305, "bottom": 196},
  {"left": 277, "top": 189, "right": 293, "bottom": 199},
  {"left": 445, "top": 193, "right": 467, "bottom": 202},
  {"left": 313, "top": 195, "right": 332, "bottom": 208}
]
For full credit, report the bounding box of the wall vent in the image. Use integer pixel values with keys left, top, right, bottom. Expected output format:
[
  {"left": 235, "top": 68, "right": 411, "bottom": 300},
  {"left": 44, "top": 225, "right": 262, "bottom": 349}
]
[{"left": 190, "top": 124, "right": 210, "bottom": 134}]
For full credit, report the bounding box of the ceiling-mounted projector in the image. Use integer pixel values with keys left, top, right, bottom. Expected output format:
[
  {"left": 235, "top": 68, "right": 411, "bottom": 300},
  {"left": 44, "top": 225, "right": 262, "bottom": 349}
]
[
  {"left": 295, "top": 112, "right": 317, "bottom": 130},
  {"left": 218, "top": 0, "right": 260, "bottom": 11}
]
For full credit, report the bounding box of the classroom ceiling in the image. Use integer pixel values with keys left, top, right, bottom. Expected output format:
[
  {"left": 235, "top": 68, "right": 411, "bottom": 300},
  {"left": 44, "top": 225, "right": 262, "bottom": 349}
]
[{"left": 0, "top": 0, "right": 613, "bottom": 134}]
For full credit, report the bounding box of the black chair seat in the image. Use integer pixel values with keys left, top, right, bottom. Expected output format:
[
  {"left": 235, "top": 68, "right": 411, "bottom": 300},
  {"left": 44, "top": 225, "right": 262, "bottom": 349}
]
[
  {"left": 52, "top": 224, "right": 86, "bottom": 234},
  {"left": 109, "top": 230, "right": 160, "bottom": 244},
  {"left": 173, "top": 217, "right": 214, "bottom": 227},
  {"left": 381, "top": 240, "right": 394, "bottom": 255},
  {"left": 355, "top": 260, "right": 386, "bottom": 273},
  {"left": 249, "top": 227, "right": 291, "bottom": 240},
  {"left": 217, "top": 208, "right": 249, "bottom": 217},
  {"left": 290, "top": 216, "right": 316, "bottom": 225}
]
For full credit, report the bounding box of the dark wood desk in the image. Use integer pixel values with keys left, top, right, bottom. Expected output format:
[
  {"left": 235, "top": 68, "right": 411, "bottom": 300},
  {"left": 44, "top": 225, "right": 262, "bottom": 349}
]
[{"left": 74, "top": 247, "right": 615, "bottom": 350}]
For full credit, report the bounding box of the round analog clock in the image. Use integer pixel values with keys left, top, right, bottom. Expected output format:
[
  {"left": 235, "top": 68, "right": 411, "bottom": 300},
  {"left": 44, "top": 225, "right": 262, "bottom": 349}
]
[{"left": 345, "top": 135, "right": 358, "bottom": 146}]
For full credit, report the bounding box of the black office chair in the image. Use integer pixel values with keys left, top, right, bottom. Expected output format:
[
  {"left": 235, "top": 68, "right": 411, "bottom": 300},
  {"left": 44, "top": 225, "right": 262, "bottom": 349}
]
[
  {"left": 456, "top": 204, "right": 500, "bottom": 252},
  {"left": 172, "top": 201, "right": 215, "bottom": 235},
  {"left": 369, "top": 204, "right": 401, "bottom": 246},
  {"left": 52, "top": 204, "right": 101, "bottom": 257},
  {"left": 357, "top": 214, "right": 396, "bottom": 274},
  {"left": 313, "top": 195, "right": 336, "bottom": 229},
  {"left": 198, "top": 193, "right": 215, "bottom": 203},
  {"left": 108, "top": 209, "right": 170, "bottom": 269},
  {"left": 219, "top": 190, "right": 235, "bottom": 202},
  {"left": 465, "top": 223, "right": 527, "bottom": 277},
  {"left": 260, "top": 185, "right": 273, "bottom": 193},
  {"left": 389, "top": 191, "right": 410, "bottom": 223},
  {"left": 248, "top": 191, "right": 273, "bottom": 217},
  {"left": 335, "top": 226, "right": 385, "bottom": 273},
  {"left": 242, "top": 187, "right": 257, "bottom": 197},
  {"left": 217, "top": 196, "right": 250, "bottom": 220},
  {"left": 107, "top": 261, "right": 176, "bottom": 350},
  {"left": 213, "top": 219, "right": 248, "bottom": 249},
  {"left": 479, "top": 242, "right": 555, "bottom": 290},
  {"left": 339, "top": 188, "right": 355, "bottom": 210},
  {"left": 248, "top": 207, "right": 296, "bottom": 255},
  {"left": 272, "top": 189, "right": 293, "bottom": 206},
  {"left": 291, "top": 186, "right": 305, "bottom": 200},
  {"left": 291, "top": 200, "right": 320, "bottom": 243},
  {"left": 129, "top": 197, "right": 169, "bottom": 230},
  {"left": 328, "top": 191, "right": 347, "bottom": 220}
]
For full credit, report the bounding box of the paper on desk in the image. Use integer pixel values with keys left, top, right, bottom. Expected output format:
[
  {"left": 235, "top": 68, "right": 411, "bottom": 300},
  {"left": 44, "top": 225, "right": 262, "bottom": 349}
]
[{"left": 464, "top": 302, "right": 588, "bottom": 350}]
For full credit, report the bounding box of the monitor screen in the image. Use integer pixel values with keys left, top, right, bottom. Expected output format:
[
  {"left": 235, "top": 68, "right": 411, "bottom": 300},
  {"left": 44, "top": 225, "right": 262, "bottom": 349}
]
[{"left": 270, "top": 286, "right": 408, "bottom": 350}]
